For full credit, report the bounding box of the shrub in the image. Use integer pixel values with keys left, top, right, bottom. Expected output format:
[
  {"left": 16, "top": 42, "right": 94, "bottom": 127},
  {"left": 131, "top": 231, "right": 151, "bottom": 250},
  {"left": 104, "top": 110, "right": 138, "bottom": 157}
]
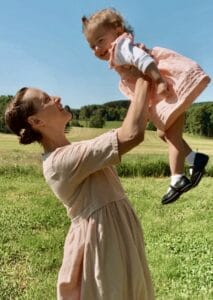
[
  {"left": 89, "top": 115, "right": 105, "bottom": 128},
  {"left": 70, "top": 120, "right": 83, "bottom": 127}
]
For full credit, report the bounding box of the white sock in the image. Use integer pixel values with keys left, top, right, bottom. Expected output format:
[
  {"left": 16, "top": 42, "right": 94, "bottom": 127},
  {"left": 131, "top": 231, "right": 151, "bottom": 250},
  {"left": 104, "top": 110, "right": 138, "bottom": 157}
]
[
  {"left": 167, "top": 174, "right": 184, "bottom": 192},
  {"left": 186, "top": 151, "right": 196, "bottom": 166}
]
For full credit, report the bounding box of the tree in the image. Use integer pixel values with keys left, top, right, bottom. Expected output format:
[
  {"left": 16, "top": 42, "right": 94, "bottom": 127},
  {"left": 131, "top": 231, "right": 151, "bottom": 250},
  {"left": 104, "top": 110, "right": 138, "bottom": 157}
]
[
  {"left": 0, "top": 94, "right": 212, "bottom": 136},
  {"left": 205, "top": 104, "right": 213, "bottom": 137},
  {"left": 119, "top": 107, "right": 127, "bottom": 121},
  {"left": 106, "top": 107, "right": 120, "bottom": 121},
  {"left": 89, "top": 112, "right": 105, "bottom": 128},
  {"left": 185, "top": 103, "right": 213, "bottom": 137},
  {"left": 79, "top": 106, "right": 93, "bottom": 126},
  {"left": 70, "top": 108, "right": 80, "bottom": 120},
  {"left": 0, "top": 95, "right": 13, "bottom": 133},
  {"left": 70, "top": 120, "right": 83, "bottom": 127}
]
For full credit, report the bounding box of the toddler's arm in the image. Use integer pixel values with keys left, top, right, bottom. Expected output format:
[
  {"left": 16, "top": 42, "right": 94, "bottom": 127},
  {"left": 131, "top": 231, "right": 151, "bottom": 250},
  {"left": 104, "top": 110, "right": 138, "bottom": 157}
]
[
  {"left": 115, "top": 37, "right": 167, "bottom": 96},
  {"left": 145, "top": 62, "right": 167, "bottom": 96}
]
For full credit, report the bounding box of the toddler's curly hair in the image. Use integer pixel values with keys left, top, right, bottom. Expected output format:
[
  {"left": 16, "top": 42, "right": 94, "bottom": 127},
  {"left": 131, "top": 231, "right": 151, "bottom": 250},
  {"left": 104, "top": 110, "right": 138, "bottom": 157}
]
[{"left": 82, "top": 8, "right": 134, "bottom": 37}]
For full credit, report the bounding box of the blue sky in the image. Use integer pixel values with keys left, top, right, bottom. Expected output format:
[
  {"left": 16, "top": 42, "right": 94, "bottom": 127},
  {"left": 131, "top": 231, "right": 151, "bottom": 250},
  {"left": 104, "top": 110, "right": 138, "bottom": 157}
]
[{"left": 1, "top": 0, "right": 212, "bottom": 108}]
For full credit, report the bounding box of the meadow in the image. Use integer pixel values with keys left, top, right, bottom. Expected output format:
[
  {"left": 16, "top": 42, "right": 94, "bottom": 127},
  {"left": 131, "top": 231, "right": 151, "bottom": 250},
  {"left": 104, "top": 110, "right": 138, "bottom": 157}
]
[{"left": 0, "top": 127, "right": 212, "bottom": 299}]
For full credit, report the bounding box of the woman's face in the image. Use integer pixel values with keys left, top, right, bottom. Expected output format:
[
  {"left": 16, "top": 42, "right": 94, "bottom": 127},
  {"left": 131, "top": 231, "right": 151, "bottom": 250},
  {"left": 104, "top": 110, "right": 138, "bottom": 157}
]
[{"left": 25, "top": 88, "right": 72, "bottom": 128}]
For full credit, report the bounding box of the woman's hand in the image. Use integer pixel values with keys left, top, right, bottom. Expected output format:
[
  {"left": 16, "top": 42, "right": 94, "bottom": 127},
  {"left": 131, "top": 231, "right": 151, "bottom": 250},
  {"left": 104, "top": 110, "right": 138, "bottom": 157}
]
[{"left": 115, "top": 65, "right": 150, "bottom": 84}]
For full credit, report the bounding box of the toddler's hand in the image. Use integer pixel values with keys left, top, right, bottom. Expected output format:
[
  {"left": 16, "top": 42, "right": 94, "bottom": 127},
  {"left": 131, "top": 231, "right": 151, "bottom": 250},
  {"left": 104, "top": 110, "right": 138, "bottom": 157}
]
[{"left": 156, "top": 81, "right": 168, "bottom": 97}]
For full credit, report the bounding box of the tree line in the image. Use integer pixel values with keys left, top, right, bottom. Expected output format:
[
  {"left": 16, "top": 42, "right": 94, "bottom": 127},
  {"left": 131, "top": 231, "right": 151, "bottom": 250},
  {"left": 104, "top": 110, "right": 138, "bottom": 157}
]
[{"left": 0, "top": 95, "right": 213, "bottom": 137}]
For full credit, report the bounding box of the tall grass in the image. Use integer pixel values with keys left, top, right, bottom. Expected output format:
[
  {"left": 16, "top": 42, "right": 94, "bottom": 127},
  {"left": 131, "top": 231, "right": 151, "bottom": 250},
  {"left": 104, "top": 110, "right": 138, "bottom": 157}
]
[
  {"left": 1, "top": 130, "right": 213, "bottom": 178},
  {"left": 117, "top": 154, "right": 170, "bottom": 177},
  {"left": 1, "top": 128, "right": 213, "bottom": 155},
  {"left": 118, "top": 153, "right": 213, "bottom": 177},
  {"left": 0, "top": 170, "right": 212, "bottom": 299},
  {"left": 0, "top": 129, "right": 212, "bottom": 299}
]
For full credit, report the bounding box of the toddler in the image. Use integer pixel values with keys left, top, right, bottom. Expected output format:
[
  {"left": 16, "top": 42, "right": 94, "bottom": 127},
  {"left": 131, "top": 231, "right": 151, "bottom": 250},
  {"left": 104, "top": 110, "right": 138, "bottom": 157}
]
[{"left": 82, "top": 8, "right": 210, "bottom": 204}]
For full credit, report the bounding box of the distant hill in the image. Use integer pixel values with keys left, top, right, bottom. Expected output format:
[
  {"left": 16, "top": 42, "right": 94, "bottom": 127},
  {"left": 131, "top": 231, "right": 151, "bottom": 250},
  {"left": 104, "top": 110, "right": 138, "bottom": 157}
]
[
  {"left": 103, "top": 100, "right": 129, "bottom": 109},
  {"left": 103, "top": 100, "right": 212, "bottom": 108},
  {"left": 192, "top": 101, "right": 213, "bottom": 106}
]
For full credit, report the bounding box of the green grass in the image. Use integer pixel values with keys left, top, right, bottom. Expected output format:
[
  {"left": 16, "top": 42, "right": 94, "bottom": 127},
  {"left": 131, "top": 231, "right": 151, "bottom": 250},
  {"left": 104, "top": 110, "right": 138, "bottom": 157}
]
[
  {"left": 0, "top": 172, "right": 212, "bottom": 299},
  {"left": 1, "top": 129, "right": 212, "bottom": 177},
  {"left": 77, "top": 120, "right": 122, "bottom": 129},
  {"left": 0, "top": 129, "right": 213, "bottom": 299},
  {"left": 122, "top": 177, "right": 213, "bottom": 300},
  {"left": 0, "top": 175, "right": 67, "bottom": 299},
  {"left": 1, "top": 126, "right": 213, "bottom": 155}
]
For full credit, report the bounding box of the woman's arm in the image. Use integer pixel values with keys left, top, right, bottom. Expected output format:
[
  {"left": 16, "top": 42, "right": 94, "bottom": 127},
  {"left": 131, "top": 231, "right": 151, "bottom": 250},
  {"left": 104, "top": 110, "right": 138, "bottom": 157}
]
[{"left": 117, "top": 77, "right": 149, "bottom": 155}]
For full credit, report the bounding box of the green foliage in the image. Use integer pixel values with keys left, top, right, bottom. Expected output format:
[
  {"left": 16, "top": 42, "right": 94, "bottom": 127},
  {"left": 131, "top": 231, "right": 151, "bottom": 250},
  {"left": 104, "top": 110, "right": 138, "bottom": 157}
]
[
  {"left": 103, "top": 100, "right": 129, "bottom": 121},
  {"left": 71, "top": 101, "right": 129, "bottom": 124},
  {"left": 0, "top": 95, "right": 13, "bottom": 133},
  {"left": 185, "top": 102, "right": 213, "bottom": 137},
  {"left": 79, "top": 105, "right": 93, "bottom": 120},
  {"left": 1, "top": 93, "right": 213, "bottom": 137},
  {"left": 103, "top": 99, "right": 129, "bottom": 108},
  {"left": 105, "top": 106, "right": 120, "bottom": 121},
  {"left": 70, "top": 120, "right": 83, "bottom": 127},
  {"left": 89, "top": 113, "right": 105, "bottom": 128},
  {"left": 56, "top": 101, "right": 213, "bottom": 136}
]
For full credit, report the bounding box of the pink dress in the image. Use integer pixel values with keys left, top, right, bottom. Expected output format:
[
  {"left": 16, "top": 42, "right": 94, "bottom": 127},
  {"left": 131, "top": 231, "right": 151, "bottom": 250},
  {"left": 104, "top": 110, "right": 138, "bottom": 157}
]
[
  {"left": 109, "top": 34, "right": 211, "bottom": 130},
  {"left": 43, "top": 131, "right": 154, "bottom": 300}
]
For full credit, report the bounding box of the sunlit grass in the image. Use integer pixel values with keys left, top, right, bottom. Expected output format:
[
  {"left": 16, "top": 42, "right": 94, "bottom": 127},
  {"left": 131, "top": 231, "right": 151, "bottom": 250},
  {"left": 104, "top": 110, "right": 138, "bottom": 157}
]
[
  {"left": 0, "top": 127, "right": 212, "bottom": 299},
  {"left": 0, "top": 173, "right": 212, "bottom": 299},
  {"left": 1, "top": 127, "right": 213, "bottom": 156}
]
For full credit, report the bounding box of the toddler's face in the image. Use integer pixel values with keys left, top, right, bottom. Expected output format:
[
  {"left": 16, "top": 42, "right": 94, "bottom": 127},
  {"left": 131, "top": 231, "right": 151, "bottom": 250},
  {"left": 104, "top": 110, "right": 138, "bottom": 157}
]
[{"left": 86, "top": 26, "right": 121, "bottom": 60}]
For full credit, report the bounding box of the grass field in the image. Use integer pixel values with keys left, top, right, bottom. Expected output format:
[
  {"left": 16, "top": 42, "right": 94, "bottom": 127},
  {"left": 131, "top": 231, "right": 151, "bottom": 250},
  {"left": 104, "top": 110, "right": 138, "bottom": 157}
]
[
  {"left": 1, "top": 126, "right": 213, "bottom": 155},
  {"left": 0, "top": 128, "right": 212, "bottom": 299}
]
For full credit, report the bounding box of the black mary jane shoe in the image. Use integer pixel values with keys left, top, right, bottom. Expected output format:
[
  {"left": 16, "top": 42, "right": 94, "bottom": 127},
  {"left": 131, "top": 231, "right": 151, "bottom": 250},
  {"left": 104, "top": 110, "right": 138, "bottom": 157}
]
[
  {"left": 161, "top": 175, "right": 192, "bottom": 205},
  {"left": 189, "top": 153, "right": 209, "bottom": 187}
]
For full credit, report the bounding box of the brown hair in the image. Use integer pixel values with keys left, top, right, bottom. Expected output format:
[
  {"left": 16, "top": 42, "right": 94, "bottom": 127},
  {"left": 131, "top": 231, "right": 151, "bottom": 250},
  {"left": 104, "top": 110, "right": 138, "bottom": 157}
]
[
  {"left": 5, "top": 87, "right": 42, "bottom": 144},
  {"left": 82, "top": 8, "right": 133, "bottom": 37}
]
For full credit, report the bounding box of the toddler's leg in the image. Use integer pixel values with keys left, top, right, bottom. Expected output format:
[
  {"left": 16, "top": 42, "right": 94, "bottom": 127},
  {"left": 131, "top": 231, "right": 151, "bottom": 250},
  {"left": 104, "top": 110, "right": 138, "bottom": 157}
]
[
  {"left": 158, "top": 114, "right": 192, "bottom": 204},
  {"left": 184, "top": 140, "right": 209, "bottom": 187},
  {"left": 171, "top": 133, "right": 209, "bottom": 187},
  {"left": 157, "top": 114, "right": 209, "bottom": 204}
]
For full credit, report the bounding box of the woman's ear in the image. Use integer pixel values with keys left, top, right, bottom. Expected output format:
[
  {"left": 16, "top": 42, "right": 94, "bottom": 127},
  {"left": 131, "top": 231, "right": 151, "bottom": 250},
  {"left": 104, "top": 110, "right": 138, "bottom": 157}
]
[{"left": 27, "top": 115, "right": 44, "bottom": 128}]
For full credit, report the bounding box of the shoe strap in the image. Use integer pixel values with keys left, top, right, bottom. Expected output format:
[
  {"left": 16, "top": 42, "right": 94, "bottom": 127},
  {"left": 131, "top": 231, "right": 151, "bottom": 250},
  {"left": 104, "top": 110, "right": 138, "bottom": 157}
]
[{"left": 169, "top": 185, "right": 179, "bottom": 192}]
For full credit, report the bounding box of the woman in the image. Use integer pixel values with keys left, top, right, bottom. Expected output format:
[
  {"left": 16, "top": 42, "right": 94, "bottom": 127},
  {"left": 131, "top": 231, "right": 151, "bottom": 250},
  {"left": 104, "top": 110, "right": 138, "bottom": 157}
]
[{"left": 5, "top": 77, "right": 154, "bottom": 300}]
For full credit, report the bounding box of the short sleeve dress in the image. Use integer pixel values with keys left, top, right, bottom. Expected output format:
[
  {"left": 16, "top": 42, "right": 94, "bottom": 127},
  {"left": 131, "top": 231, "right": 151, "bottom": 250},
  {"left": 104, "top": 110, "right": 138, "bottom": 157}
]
[
  {"left": 42, "top": 130, "right": 154, "bottom": 300},
  {"left": 109, "top": 33, "right": 211, "bottom": 130}
]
